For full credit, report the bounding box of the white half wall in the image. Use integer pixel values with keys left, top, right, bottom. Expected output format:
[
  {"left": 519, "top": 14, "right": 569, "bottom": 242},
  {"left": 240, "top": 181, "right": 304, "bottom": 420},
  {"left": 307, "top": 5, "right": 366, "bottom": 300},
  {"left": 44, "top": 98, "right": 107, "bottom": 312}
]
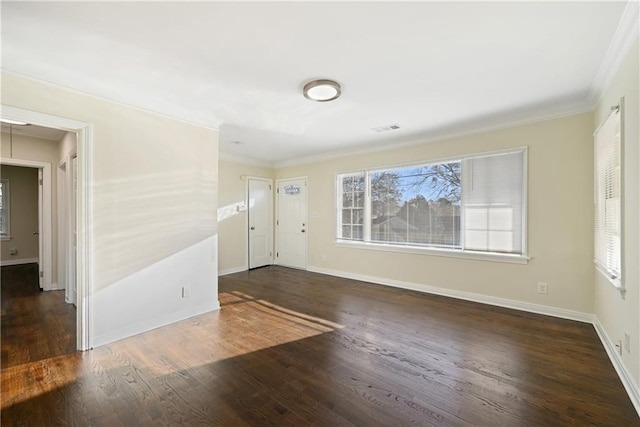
[{"left": 92, "top": 235, "right": 219, "bottom": 347}]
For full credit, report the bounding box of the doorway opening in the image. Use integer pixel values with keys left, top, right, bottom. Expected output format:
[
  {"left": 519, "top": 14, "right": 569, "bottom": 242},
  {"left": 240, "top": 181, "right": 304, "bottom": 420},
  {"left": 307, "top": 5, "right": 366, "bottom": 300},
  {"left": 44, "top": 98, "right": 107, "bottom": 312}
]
[{"left": 1, "top": 105, "right": 93, "bottom": 351}]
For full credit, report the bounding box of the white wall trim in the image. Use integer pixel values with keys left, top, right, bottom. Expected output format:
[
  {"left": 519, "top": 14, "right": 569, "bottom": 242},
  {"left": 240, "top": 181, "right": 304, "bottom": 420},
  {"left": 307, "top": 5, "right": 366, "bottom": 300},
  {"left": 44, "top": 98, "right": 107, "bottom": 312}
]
[
  {"left": 0, "top": 257, "right": 38, "bottom": 267},
  {"left": 218, "top": 266, "right": 247, "bottom": 276},
  {"left": 307, "top": 265, "right": 593, "bottom": 323},
  {"left": 593, "top": 316, "right": 640, "bottom": 416},
  {"left": 335, "top": 240, "right": 530, "bottom": 265},
  {"left": 219, "top": 152, "right": 274, "bottom": 168},
  {"left": 93, "top": 301, "right": 220, "bottom": 348},
  {"left": 588, "top": 1, "right": 640, "bottom": 104}
]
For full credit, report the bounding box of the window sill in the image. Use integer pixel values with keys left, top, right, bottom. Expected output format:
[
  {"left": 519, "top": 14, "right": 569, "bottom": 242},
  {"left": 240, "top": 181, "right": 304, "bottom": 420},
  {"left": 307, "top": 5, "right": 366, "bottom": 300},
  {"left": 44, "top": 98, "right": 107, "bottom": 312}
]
[
  {"left": 0, "top": 235, "right": 11, "bottom": 242},
  {"left": 334, "top": 239, "right": 529, "bottom": 264},
  {"left": 595, "top": 263, "right": 623, "bottom": 292}
]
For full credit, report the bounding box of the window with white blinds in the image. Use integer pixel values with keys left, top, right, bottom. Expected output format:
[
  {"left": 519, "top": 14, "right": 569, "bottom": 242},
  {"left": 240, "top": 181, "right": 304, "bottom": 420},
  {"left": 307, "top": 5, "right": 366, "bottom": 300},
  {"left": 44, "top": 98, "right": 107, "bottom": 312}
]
[
  {"left": 336, "top": 148, "right": 527, "bottom": 261},
  {"left": 594, "top": 107, "right": 622, "bottom": 286}
]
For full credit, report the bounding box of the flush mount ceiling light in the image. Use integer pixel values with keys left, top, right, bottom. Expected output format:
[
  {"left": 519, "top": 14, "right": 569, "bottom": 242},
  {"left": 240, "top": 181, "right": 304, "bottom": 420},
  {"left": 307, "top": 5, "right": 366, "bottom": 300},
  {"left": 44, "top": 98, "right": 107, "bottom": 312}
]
[{"left": 303, "top": 79, "right": 341, "bottom": 102}]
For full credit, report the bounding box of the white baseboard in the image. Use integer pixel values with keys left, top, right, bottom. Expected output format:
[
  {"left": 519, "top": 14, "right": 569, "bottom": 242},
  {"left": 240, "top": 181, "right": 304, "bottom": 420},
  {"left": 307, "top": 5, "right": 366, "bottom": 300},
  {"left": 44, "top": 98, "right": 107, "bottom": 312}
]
[
  {"left": 93, "top": 301, "right": 220, "bottom": 348},
  {"left": 593, "top": 317, "right": 640, "bottom": 416},
  {"left": 48, "top": 283, "right": 64, "bottom": 291},
  {"left": 218, "top": 266, "right": 247, "bottom": 276},
  {"left": 307, "top": 265, "right": 593, "bottom": 323},
  {"left": 0, "top": 257, "right": 38, "bottom": 267}
]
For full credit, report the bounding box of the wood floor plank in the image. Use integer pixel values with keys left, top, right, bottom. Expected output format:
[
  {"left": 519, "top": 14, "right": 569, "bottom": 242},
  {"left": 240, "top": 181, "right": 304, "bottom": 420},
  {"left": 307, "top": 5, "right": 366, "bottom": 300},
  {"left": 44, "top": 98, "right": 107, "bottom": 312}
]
[{"left": 1, "top": 265, "right": 638, "bottom": 425}]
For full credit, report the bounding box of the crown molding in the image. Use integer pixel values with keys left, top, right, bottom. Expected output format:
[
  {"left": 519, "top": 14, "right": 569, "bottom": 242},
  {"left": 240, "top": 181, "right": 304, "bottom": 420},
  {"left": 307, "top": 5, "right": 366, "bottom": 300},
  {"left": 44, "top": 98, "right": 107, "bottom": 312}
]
[
  {"left": 218, "top": 151, "right": 274, "bottom": 168},
  {"left": 273, "top": 104, "right": 592, "bottom": 169},
  {"left": 588, "top": 1, "right": 640, "bottom": 105},
  {"left": 1, "top": 70, "right": 222, "bottom": 133}
]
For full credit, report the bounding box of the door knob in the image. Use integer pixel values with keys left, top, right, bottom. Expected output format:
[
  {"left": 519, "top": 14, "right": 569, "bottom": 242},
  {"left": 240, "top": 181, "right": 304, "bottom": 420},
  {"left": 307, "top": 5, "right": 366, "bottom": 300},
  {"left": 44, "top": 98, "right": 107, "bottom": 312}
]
[
  {"left": 250, "top": 226, "right": 255, "bottom": 230},
  {"left": 301, "top": 229, "right": 306, "bottom": 233},
  {"left": 33, "top": 231, "right": 39, "bottom": 235}
]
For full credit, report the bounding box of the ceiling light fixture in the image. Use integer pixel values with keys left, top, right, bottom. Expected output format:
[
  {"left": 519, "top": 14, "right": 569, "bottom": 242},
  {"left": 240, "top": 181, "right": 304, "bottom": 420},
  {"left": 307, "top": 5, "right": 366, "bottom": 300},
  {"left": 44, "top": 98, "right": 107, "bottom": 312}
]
[
  {"left": 0, "top": 118, "right": 29, "bottom": 126},
  {"left": 303, "top": 79, "right": 341, "bottom": 102}
]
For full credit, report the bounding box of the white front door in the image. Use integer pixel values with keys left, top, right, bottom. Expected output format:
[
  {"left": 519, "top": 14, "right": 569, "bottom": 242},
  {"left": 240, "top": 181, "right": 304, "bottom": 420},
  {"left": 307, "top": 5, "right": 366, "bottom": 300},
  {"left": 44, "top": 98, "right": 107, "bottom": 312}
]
[
  {"left": 277, "top": 178, "right": 307, "bottom": 269},
  {"left": 248, "top": 178, "right": 273, "bottom": 269}
]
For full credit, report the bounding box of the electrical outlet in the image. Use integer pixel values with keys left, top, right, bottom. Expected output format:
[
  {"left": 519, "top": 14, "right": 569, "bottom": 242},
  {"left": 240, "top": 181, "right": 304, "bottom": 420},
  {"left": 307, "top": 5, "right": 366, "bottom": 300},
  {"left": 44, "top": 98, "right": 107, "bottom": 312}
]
[
  {"left": 537, "top": 282, "right": 548, "bottom": 294},
  {"left": 616, "top": 340, "right": 623, "bottom": 356},
  {"left": 9, "top": 248, "right": 17, "bottom": 255},
  {"left": 182, "top": 286, "right": 191, "bottom": 298},
  {"left": 625, "top": 332, "right": 631, "bottom": 353}
]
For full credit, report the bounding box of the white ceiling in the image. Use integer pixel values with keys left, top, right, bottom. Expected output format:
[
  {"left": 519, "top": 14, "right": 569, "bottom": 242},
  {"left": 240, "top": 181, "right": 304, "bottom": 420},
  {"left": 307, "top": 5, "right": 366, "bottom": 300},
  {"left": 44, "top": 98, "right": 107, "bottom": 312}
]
[{"left": 1, "top": 2, "right": 629, "bottom": 165}]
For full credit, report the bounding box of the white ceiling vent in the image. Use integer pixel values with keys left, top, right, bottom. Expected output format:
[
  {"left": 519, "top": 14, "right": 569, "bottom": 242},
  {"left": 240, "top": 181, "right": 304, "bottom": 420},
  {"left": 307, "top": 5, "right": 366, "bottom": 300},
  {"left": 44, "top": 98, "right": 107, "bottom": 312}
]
[{"left": 371, "top": 123, "right": 401, "bottom": 133}]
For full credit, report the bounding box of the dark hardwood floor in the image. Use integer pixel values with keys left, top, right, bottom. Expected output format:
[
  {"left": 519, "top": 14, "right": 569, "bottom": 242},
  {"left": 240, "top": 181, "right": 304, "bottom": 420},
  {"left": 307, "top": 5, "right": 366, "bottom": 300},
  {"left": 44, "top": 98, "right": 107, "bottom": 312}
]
[
  {"left": 1, "top": 264, "right": 76, "bottom": 369},
  {"left": 1, "top": 266, "right": 638, "bottom": 425}
]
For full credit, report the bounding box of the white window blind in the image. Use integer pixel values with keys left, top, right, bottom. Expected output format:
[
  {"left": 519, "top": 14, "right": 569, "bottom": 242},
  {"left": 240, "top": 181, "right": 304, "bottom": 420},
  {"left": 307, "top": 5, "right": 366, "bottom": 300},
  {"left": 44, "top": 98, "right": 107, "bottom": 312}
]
[
  {"left": 462, "top": 152, "right": 524, "bottom": 253},
  {"left": 594, "top": 108, "right": 621, "bottom": 284}
]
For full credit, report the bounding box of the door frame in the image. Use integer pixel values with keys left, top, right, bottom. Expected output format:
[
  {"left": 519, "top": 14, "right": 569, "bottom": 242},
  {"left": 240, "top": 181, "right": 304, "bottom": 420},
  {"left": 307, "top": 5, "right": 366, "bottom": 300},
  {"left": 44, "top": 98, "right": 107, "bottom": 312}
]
[
  {"left": 0, "top": 158, "right": 51, "bottom": 289},
  {"left": 246, "top": 177, "right": 273, "bottom": 269},
  {"left": 275, "top": 176, "right": 308, "bottom": 269},
  {"left": 2, "top": 105, "right": 93, "bottom": 351},
  {"left": 58, "top": 148, "right": 78, "bottom": 305}
]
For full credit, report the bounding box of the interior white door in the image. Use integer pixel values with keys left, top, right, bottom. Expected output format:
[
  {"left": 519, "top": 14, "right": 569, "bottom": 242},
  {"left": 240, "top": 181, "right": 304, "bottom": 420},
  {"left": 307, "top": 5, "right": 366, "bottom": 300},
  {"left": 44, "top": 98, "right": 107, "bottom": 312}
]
[
  {"left": 248, "top": 178, "right": 273, "bottom": 269},
  {"left": 37, "top": 168, "right": 44, "bottom": 290},
  {"left": 277, "top": 178, "right": 307, "bottom": 269}
]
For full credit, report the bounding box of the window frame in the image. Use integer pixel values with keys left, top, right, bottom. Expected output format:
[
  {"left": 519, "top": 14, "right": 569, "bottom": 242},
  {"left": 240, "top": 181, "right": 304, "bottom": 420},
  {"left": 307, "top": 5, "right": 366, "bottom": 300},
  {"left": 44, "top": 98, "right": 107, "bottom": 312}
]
[
  {"left": 594, "top": 104, "right": 623, "bottom": 290},
  {"left": 335, "top": 147, "right": 528, "bottom": 264},
  {"left": 0, "top": 179, "right": 10, "bottom": 240}
]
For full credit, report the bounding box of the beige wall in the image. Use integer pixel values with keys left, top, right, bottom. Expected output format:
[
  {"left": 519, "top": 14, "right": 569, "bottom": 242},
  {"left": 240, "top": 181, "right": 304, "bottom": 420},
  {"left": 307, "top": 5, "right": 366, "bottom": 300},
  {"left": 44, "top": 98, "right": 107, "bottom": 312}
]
[
  {"left": 276, "top": 112, "right": 595, "bottom": 314},
  {"left": 2, "top": 73, "right": 219, "bottom": 292},
  {"left": 594, "top": 38, "right": 639, "bottom": 385},
  {"left": 1, "top": 132, "right": 62, "bottom": 283},
  {"left": 218, "top": 158, "right": 274, "bottom": 273},
  {"left": 0, "top": 165, "right": 38, "bottom": 262}
]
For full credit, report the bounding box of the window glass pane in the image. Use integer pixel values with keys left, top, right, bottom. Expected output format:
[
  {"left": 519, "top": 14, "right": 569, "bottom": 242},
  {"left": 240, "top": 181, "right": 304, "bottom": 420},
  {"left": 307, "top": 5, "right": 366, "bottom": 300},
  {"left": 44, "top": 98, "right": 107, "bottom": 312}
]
[
  {"left": 343, "top": 176, "right": 353, "bottom": 193},
  {"left": 353, "top": 208, "right": 363, "bottom": 225},
  {"left": 354, "top": 191, "right": 364, "bottom": 208},
  {"left": 342, "top": 209, "right": 352, "bottom": 224},
  {"left": 353, "top": 225, "right": 363, "bottom": 240},
  {"left": 371, "top": 163, "right": 461, "bottom": 247},
  {"left": 338, "top": 173, "right": 365, "bottom": 241},
  {"left": 342, "top": 192, "right": 353, "bottom": 208}
]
